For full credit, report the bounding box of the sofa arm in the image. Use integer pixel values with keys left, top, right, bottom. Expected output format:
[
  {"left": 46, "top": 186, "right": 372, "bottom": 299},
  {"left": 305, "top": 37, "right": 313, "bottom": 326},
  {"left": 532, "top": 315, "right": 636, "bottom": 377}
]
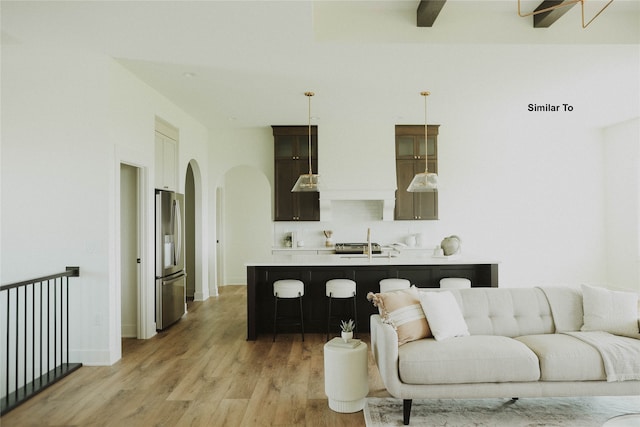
[{"left": 370, "top": 314, "right": 405, "bottom": 397}]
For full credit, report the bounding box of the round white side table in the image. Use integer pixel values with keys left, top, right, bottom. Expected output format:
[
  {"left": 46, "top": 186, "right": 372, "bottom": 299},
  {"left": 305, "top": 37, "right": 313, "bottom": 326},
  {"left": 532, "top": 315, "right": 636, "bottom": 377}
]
[{"left": 323, "top": 338, "right": 369, "bottom": 413}]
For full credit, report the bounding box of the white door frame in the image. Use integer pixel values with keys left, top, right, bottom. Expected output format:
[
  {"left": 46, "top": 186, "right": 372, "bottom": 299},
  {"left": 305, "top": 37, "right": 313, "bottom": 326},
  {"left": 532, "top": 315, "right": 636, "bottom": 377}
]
[{"left": 115, "top": 146, "right": 154, "bottom": 346}]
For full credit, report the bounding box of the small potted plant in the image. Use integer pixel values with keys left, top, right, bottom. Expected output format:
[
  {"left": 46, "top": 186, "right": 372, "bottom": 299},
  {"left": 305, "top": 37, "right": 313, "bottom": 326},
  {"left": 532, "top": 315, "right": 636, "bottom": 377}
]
[{"left": 340, "top": 319, "right": 355, "bottom": 343}]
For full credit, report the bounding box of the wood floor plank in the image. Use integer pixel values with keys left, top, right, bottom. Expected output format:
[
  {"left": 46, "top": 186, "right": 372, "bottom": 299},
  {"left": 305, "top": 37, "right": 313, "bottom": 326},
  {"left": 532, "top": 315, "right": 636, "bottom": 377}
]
[
  {"left": 307, "top": 354, "right": 327, "bottom": 400},
  {"left": 174, "top": 400, "right": 218, "bottom": 427},
  {"left": 241, "top": 376, "right": 280, "bottom": 425},
  {"left": 0, "top": 285, "right": 378, "bottom": 426},
  {"left": 211, "top": 398, "right": 249, "bottom": 427}
]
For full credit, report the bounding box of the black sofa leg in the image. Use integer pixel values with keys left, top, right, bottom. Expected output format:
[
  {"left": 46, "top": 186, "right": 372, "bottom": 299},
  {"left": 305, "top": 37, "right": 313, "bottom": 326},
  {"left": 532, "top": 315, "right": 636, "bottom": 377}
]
[{"left": 403, "top": 399, "right": 412, "bottom": 425}]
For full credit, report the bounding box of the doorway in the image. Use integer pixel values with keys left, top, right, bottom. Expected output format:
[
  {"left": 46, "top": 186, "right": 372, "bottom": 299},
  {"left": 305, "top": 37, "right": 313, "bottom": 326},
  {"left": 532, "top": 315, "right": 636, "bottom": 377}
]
[
  {"left": 185, "top": 163, "right": 196, "bottom": 300},
  {"left": 120, "top": 163, "right": 140, "bottom": 338}
]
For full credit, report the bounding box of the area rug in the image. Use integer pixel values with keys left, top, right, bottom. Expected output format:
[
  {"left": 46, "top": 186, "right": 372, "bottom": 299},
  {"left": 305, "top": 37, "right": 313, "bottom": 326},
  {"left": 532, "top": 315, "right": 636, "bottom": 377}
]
[{"left": 364, "top": 396, "right": 640, "bottom": 427}]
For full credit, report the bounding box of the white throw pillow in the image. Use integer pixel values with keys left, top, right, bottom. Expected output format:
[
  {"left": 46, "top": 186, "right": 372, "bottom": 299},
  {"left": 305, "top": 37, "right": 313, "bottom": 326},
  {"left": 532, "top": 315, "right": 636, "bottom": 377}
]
[
  {"left": 419, "top": 291, "right": 469, "bottom": 341},
  {"left": 581, "top": 285, "right": 640, "bottom": 336}
]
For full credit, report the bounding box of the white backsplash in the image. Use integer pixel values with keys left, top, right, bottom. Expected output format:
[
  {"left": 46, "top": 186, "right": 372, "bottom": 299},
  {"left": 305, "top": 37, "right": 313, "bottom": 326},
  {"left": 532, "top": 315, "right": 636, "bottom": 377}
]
[{"left": 274, "top": 213, "right": 446, "bottom": 251}]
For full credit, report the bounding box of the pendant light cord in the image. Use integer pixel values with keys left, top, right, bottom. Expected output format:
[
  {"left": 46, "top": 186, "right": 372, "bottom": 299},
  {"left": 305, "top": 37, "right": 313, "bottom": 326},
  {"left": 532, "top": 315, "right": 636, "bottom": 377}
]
[
  {"left": 305, "top": 91, "right": 314, "bottom": 175},
  {"left": 422, "top": 91, "right": 430, "bottom": 174}
]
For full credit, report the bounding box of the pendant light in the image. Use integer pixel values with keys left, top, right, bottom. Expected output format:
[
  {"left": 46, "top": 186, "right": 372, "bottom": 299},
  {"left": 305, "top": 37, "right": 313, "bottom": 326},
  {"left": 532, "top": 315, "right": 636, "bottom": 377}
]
[
  {"left": 407, "top": 91, "right": 438, "bottom": 192},
  {"left": 291, "top": 91, "right": 321, "bottom": 192}
]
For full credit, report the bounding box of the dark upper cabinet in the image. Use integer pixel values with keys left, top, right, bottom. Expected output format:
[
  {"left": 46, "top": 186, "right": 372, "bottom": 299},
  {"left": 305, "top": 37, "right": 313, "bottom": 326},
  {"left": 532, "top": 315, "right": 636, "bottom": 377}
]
[
  {"left": 272, "top": 126, "right": 320, "bottom": 221},
  {"left": 395, "top": 125, "right": 439, "bottom": 220}
]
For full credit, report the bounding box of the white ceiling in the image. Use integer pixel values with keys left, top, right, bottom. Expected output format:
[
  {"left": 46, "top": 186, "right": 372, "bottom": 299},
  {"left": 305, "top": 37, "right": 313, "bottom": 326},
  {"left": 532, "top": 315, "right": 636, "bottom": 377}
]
[{"left": 2, "top": 1, "right": 639, "bottom": 130}]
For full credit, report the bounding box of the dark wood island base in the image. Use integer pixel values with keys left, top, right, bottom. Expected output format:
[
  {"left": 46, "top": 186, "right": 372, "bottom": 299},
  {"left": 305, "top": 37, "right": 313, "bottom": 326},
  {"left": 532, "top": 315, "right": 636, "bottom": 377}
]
[{"left": 246, "top": 260, "right": 498, "bottom": 340}]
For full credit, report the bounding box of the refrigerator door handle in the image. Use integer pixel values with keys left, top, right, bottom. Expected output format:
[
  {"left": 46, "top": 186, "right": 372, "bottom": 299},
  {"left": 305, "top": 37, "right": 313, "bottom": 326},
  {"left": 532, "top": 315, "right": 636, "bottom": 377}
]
[
  {"left": 163, "top": 272, "right": 186, "bottom": 285},
  {"left": 155, "top": 192, "right": 162, "bottom": 275},
  {"left": 173, "top": 199, "right": 182, "bottom": 266}
]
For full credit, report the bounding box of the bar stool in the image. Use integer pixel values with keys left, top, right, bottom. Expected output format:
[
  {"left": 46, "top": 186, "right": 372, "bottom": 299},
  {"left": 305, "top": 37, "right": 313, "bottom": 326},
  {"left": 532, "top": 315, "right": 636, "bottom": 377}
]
[
  {"left": 326, "top": 279, "right": 357, "bottom": 341},
  {"left": 440, "top": 278, "right": 471, "bottom": 289},
  {"left": 273, "top": 279, "right": 305, "bottom": 342},
  {"left": 379, "top": 278, "right": 411, "bottom": 293}
]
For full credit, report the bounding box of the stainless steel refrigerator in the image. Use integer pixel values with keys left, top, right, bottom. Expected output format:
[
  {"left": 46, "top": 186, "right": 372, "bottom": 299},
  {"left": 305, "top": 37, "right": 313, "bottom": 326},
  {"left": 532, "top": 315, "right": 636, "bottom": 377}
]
[{"left": 155, "top": 189, "right": 186, "bottom": 330}]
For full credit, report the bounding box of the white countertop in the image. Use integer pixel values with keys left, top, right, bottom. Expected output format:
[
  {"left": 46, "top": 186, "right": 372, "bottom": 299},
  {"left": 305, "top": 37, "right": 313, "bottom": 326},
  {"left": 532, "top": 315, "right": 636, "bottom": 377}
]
[
  {"left": 247, "top": 253, "right": 499, "bottom": 267},
  {"left": 271, "top": 246, "right": 334, "bottom": 251}
]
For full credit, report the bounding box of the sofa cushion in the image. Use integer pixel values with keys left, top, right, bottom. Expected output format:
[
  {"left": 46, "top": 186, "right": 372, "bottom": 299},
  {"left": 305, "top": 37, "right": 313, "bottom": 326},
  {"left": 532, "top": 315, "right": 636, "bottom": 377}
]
[
  {"left": 538, "top": 286, "right": 584, "bottom": 332},
  {"left": 398, "top": 335, "right": 540, "bottom": 385},
  {"left": 444, "top": 288, "right": 555, "bottom": 337},
  {"left": 515, "top": 334, "right": 606, "bottom": 381},
  {"left": 581, "top": 285, "right": 640, "bottom": 337}
]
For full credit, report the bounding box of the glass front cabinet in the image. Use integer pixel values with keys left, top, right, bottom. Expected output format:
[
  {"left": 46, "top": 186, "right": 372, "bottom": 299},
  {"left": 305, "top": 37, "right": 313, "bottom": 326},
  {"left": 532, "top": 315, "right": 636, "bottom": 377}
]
[{"left": 395, "top": 125, "right": 439, "bottom": 220}]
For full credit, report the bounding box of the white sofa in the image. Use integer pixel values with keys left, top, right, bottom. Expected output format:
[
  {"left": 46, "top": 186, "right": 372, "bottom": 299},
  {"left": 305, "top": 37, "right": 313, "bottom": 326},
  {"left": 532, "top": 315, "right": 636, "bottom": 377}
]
[{"left": 369, "top": 286, "right": 640, "bottom": 425}]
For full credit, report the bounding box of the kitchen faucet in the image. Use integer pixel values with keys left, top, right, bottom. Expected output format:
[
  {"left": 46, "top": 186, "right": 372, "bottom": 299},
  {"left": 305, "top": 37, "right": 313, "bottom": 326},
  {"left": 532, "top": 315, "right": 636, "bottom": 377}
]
[{"left": 365, "top": 228, "right": 372, "bottom": 261}]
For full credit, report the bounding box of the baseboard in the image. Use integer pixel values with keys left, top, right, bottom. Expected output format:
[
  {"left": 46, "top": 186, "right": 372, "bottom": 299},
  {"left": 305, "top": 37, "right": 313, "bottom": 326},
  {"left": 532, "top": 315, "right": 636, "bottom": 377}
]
[{"left": 69, "top": 349, "right": 116, "bottom": 366}]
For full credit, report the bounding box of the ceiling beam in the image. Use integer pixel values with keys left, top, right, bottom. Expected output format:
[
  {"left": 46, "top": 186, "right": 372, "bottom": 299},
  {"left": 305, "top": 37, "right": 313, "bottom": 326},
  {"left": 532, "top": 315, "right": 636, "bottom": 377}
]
[
  {"left": 532, "top": 0, "right": 578, "bottom": 28},
  {"left": 417, "top": 0, "right": 447, "bottom": 27}
]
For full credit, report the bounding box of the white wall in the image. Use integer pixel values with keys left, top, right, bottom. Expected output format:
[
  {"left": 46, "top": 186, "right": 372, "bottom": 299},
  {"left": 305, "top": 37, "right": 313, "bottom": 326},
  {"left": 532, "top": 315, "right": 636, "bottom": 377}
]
[
  {"left": 1, "top": 45, "right": 209, "bottom": 365},
  {"left": 604, "top": 118, "right": 640, "bottom": 292}
]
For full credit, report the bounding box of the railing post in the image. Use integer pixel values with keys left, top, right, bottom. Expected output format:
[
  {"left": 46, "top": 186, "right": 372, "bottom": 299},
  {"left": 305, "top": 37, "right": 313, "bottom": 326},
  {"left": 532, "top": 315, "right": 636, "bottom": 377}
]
[
  {"left": 65, "top": 266, "right": 80, "bottom": 277},
  {"left": 5, "top": 289, "right": 10, "bottom": 406}
]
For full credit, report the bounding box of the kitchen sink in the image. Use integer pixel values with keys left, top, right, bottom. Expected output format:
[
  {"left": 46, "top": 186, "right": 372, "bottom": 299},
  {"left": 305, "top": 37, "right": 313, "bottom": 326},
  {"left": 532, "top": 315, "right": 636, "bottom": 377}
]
[{"left": 339, "top": 254, "right": 398, "bottom": 259}]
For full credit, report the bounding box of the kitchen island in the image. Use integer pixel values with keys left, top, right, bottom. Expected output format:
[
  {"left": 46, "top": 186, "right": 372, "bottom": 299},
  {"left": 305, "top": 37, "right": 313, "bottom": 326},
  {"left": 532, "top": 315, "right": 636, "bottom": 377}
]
[{"left": 246, "top": 254, "right": 498, "bottom": 340}]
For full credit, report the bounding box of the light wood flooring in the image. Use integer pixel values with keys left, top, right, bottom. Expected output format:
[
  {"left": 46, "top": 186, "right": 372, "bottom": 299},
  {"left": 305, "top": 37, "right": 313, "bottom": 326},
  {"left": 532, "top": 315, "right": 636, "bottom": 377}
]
[{"left": 1, "top": 285, "right": 390, "bottom": 426}]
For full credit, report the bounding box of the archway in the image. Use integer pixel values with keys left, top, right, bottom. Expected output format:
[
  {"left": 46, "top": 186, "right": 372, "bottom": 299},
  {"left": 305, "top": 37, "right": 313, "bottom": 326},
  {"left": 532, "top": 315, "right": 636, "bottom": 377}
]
[
  {"left": 185, "top": 159, "right": 209, "bottom": 300},
  {"left": 221, "top": 166, "right": 272, "bottom": 285}
]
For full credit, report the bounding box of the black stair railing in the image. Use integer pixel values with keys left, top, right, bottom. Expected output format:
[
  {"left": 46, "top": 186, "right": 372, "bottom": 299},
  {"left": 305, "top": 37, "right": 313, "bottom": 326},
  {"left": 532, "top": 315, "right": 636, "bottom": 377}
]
[{"left": 1, "top": 266, "right": 81, "bottom": 415}]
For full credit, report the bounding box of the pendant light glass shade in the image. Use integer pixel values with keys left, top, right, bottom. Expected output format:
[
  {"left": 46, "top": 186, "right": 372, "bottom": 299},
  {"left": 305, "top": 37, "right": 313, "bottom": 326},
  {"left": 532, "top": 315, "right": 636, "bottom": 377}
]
[
  {"left": 291, "top": 173, "right": 320, "bottom": 192},
  {"left": 407, "top": 171, "right": 438, "bottom": 192},
  {"left": 292, "top": 91, "right": 320, "bottom": 192},
  {"left": 407, "top": 91, "right": 438, "bottom": 192}
]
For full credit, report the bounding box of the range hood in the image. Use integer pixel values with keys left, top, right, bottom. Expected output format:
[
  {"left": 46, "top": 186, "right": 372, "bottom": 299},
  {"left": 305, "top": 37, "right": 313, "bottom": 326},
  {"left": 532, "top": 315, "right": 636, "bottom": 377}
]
[{"left": 319, "top": 189, "right": 396, "bottom": 221}]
